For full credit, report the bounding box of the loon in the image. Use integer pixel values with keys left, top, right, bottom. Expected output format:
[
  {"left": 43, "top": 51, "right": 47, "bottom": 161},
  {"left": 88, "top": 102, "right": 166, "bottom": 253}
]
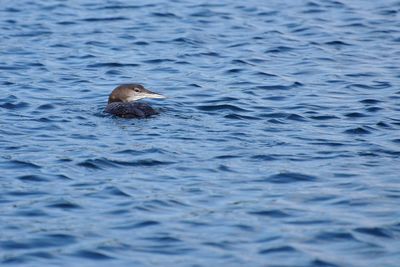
[{"left": 104, "top": 84, "right": 165, "bottom": 118}]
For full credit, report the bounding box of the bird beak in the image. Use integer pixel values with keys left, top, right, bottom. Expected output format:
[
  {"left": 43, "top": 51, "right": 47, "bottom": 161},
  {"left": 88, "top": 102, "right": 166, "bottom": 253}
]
[{"left": 143, "top": 89, "right": 166, "bottom": 99}]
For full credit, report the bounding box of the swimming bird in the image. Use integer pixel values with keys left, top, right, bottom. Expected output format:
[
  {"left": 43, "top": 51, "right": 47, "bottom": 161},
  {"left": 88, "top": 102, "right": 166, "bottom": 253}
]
[{"left": 104, "top": 84, "right": 165, "bottom": 118}]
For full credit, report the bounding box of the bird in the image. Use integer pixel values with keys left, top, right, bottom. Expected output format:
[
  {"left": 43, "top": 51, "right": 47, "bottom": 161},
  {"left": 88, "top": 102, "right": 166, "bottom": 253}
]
[{"left": 104, "top": 84, "right": 165, "bottom": 118}]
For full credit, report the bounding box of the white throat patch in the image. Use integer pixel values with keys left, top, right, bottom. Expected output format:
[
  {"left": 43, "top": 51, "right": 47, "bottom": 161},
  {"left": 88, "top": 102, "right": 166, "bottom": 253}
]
[{"left": 125, "top": 94, "right": 144, "bottom": 102}]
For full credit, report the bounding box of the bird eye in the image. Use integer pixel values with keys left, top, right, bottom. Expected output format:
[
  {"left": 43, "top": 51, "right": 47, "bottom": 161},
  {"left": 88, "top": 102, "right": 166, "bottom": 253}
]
[{"left": 134, "top": 88, "right": 139, "bottom": 92}]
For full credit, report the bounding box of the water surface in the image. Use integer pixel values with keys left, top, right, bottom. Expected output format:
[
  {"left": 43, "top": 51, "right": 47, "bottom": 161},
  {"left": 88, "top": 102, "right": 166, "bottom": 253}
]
[{"left": 1, "top": 1, "right": 400, "bottom": 266}]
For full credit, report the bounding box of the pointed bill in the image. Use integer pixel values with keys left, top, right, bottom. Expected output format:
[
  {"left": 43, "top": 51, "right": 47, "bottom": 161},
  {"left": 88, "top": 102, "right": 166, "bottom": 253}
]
[{"left": 143, "top": 92, "right": 166, "bottom": 99}]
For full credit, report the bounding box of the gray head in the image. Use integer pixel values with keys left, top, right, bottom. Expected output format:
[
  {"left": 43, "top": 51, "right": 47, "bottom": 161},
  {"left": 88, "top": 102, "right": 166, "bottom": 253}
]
[{"left": 108, "top": 84, "right": 165, "bottom": 104}]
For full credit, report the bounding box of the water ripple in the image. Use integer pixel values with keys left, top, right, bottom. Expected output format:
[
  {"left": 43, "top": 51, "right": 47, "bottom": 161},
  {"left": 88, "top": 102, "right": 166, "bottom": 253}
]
[
  {"left": 258, "top": 172, "right": 318, "bottom": 183},
  {"left": 0, "top": 1, "right": 399, "bottom": 266}
]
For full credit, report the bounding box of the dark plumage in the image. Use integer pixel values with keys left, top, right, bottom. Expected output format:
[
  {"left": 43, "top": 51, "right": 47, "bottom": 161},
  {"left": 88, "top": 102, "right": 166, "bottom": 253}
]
[
  {"left": 104, "top": 102, "right": 158, "bottom": 118},
  {"left": 104, "top": 84, "right": 165, "bottom": 118}
]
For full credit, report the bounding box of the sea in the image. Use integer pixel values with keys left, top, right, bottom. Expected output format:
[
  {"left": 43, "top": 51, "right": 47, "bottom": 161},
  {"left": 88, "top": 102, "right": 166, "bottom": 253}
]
[{"left": 0, "top": 1, "right": 399, "bottom": 266}]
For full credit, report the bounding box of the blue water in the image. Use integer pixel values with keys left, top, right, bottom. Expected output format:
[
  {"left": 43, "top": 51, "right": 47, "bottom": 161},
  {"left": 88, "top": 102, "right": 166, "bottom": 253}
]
[{"left": 1, "top": 0, "right": 399, "bottom": 266}]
